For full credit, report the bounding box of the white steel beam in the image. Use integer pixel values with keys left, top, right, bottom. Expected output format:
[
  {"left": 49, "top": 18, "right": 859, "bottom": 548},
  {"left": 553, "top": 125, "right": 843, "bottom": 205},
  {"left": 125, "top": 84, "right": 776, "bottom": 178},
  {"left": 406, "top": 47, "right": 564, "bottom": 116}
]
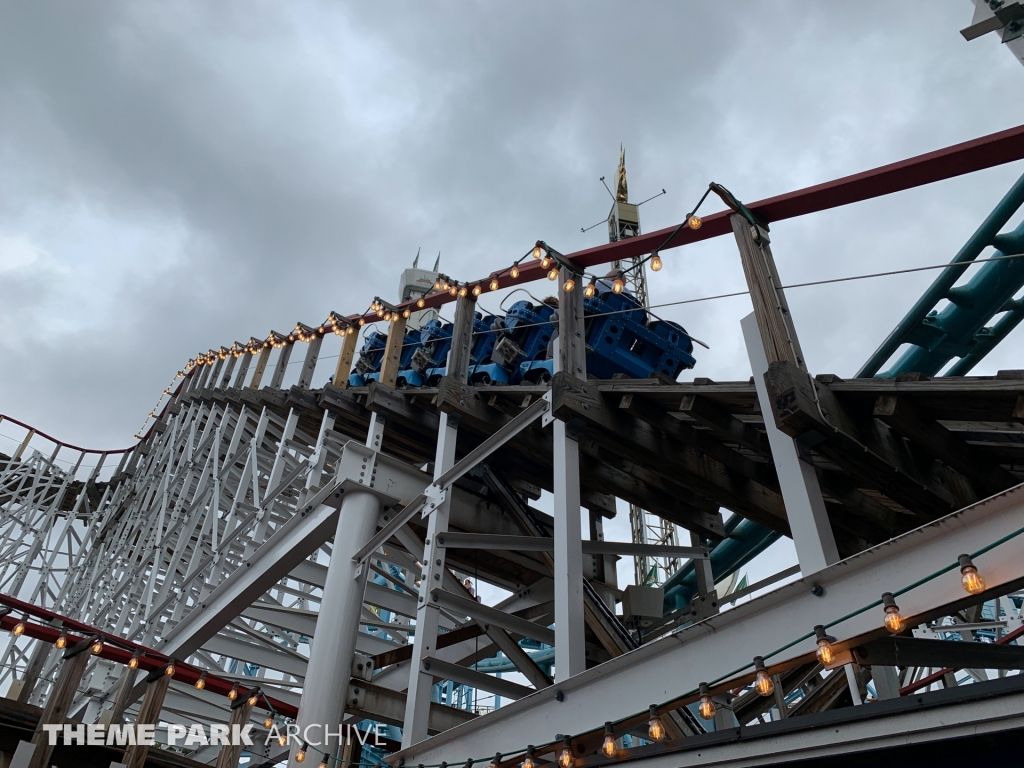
[{"left": 392, "top": 484, "right": 1024, "bottom": 765}]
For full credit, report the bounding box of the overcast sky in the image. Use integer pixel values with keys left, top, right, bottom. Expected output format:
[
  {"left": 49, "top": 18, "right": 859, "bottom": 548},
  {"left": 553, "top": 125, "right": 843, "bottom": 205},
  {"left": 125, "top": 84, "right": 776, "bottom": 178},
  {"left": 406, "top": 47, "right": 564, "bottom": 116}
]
[{"left": 2, "top": 0, "right": 1023, "bottom": 461}]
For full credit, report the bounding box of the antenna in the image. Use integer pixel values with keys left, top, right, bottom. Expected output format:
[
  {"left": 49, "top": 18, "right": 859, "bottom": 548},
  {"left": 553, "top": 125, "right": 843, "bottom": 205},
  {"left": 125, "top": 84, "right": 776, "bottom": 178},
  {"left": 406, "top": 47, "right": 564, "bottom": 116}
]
[
  {"left": 598, "top": 176, "right": 616, "bottom": 202},
  {"left": 635, "top": 189, "right": 667, "bottom": 207},
  {"left": 413, "top": 246, "right": 420, "bottom": 268}
]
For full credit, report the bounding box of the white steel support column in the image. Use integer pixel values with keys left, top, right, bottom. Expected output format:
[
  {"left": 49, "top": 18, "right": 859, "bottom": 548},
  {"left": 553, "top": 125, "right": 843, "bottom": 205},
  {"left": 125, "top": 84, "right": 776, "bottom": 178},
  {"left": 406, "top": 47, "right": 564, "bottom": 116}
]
[
  {"left": 553, "top": 262, "right": 586, "bottom": 681},
  {"left": 403, "top": 292, "right": 475, "bottom": 747},
  {"left": 288, "top": 489, "right": 380, "bottom": 767},
  {"left": 401, "top": 412, "right": 459, "bottom": 747},
  {"left": 742, "top": 313, "right": 838, "bottom": 574}
]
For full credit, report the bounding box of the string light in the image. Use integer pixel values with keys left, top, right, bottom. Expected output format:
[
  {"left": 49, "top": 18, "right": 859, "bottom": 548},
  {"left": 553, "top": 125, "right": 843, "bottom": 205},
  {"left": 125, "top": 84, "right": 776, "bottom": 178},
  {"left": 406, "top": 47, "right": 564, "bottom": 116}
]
[
  {"left": 959, "top": 554, "right": 986, "bottom": 594},
  {"left": 547, "top": 268, "right": 559, "bottom": 281},
  {"left": 650, "top": 251, "right": 663, "bottom": 272},
  {"left": 403, "top": 309, "right": 412, "bottom": 319},
  {"left": 54, "top": 633, "right": 68, "bottom": 650},
  {"left": 753, "top": 656, "right": 773, "bottom": 697},
  {"left": 584, "top": 278, "right": 597, "bottom": 298},
  {"left": 358, "top": 319, "right": 366, "bottom": 326},
  {"left": 12, "top": 619, "right": 25, "bottom": 637},
  {"left": 434, "top": 279, "right": 443, "bottom": 290},
  {"left": 558, "top": 737, "right": 572, "bottom": 768},
  {"left": 296, "top": 742, "right": 307, "bottom": 762},
  {"left": 195, "top": 672, "right": 207, "bottom": 690},
  {"left": 814, "top": 625, "right": 833, "bottom": 665},
  {"left": 601, "top": 723, "right": 616, "bottom": 757},
  {"left": 522, "top": 745, "right": 535, "bottom": 768},
  {"left": 697, "top": 683, "right": 715, "bottom": 720},
  {"left": 532, "top": 245, "right": 546, "bottom": 260},
  {"left": 488, "top": 752, "right": 502, "bottom": 768},
  {"left": 647, "top": 705, "right": 665, "bottom": 741},
  {"left": 489, "top": 278, "right": 500, "bottom": 291},
  {"left": 91, "top": 637, "right": 104, "bottom": 655},
  {"left": 687, "top": 213, "right": 702, "bottom": 230},
  {"left": 228, "top": 684, "right": 239, "bottom": 701},
  {"left": 563, "top": 277, "right": 575, "bottom": 292},
  {"left": 459, "top": 286, "right": 469, "bottom": 298},
  {"left": 278, "top": 733, "right": 287, "bottom": 747},
  {"left": 541, "top": 256, "right": 552, "bottom": 269},
  {"left": 320, "top": 753, "right": 330, "bottom": 766},
  {"left": 510, "top": 266, "right": 520, "bottom": 279},
  {"left": 448, "top": 285, "right": 458, "bottom": 297},
  {"left": 128, "top": 652, "right": 140, "bottom": 670},
  {"left": 881, "top": 592, "right": 904, "bottom": 633},
  {"left": 612, "top": 276, "right": 625, "bottom": 294},
  {"left": 264, "top": 715, "right": 274, "bottom": 729},
  {"left": 247, "top": 689, "right": 260, "bottom": 707},
  {"left": 472, "top": 284, "right": 483, "bottom": 297},
  {"left": 165, "top": 660, "right": 176, "bottom": 677}
]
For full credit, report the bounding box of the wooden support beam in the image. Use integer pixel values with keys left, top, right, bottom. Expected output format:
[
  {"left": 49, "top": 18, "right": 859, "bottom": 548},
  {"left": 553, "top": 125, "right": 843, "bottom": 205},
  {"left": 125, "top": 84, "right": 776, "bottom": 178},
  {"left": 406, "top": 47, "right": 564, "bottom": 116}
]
[
  {"left": 214, "top": 698, "right": 255, "bottom": 768},
  {"left": 248, "top": 345, "right": 272, "bottom": 389},
  {"left": 551, "top": 372, "right": 789, "bottom": 532},
  {"left": 122, "top": 674, "right": 172, "bottom": 768},
  {"left": 269, "top": 342, "right": 294, "bottom": 389},
  {"left": 333, "top": 329, "right": 361, "bottom": 389},
  {"left": 26, "top": 650, "right": 90, "bottom": 768},
  {"left": 678, "top": 393, "right": 771, "bottom": 456},
  {"left": 873, "top": 394, "right": 1018, "bottom": 498},
  {"left": 379, "top": 316, "right": 409, "bottom": 389},
  {"left": 765, "top": 360, "right": 955, "bottom": 518},
  {"left": 297, "top": 332, "right": 324, "bottom": 389},
  {"left": 447, "top": 293, "right": 478, "bottom": 383}
]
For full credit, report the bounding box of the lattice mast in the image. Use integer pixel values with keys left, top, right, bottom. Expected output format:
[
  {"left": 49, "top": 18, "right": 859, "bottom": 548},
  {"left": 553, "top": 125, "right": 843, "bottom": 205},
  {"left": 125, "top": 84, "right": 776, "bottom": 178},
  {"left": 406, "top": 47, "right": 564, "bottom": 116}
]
[{"left": 606, "top": 149, "right": 680, "bottom": 586}]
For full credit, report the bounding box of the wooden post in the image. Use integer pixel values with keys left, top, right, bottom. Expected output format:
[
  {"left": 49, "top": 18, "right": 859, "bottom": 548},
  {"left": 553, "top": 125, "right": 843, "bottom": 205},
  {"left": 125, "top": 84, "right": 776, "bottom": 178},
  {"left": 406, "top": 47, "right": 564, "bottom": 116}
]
[
  {"left": 333, "top": 329, "right": 360, "bottom": 389},
  {"left": 297, "top": 333, "right": 324, "bottom": 389},
  {"left": 232, "top": 349, "right": 254, "bottom": 388},
  {"left": 378, "top": 316, "right": 409, "bottom": 389},
  {"left": 213, "top": 698, "right": 254, "bottom": 768},
  {"left": 13, "top": 430, "right": 35, "bottom": 461},
  {"left": 248, "top": 346, "right": 273, "bottom": 389},
  {"left": 446, "top": 294, "right": 477, "bottom": 382},
  {"left": 557, "top": 267, "right": 586, "bottom": 381},
  {"left": 106, "top": 667, "right": 139, "bottom": 724},
  {"left": 730, "top": 214, "right": 806, "bottom": 370},
  {"left": 121, "top": 674, "right": 172, "bottom": 768},
  {"left": 25, "top": 650, "right": 90, "bottom": 768},
  {"left": 269, "top": 342, "right": 294, "bottom": 389},
  {"left": 15, "top": 636, "right": 53, "bottom": 704}
]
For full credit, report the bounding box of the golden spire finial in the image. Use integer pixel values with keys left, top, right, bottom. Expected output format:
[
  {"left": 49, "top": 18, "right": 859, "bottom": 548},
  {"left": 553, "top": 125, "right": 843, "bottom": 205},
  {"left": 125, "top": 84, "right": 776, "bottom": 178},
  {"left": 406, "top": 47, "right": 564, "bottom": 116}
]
[{"left": 615, "top": 146, "right": 628, "bottom": 202}]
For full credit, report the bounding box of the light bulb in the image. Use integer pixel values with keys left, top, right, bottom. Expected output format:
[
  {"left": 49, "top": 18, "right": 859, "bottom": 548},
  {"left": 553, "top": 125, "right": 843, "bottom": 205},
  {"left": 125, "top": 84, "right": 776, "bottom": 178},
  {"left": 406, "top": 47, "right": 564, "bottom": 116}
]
[
  {"left": 489, "top": 278, "right": 500, "bottom": 291},
  {"left": 403, "top": 309, "right": 412, "bottom": 319},
  {"left": 264, "top": 716, "right": 274, "bottom": 729},
  {"left": 472, "top": 284, "right": 482, "bottom": 297},
  {"left": 128, "top": 653, "right": 140, "bottom": 670},
  {"left": 522, "top": 747, "right": 535, "bottom": 768},
  {"left": 584, "top": 281, "right": 596, "bottom": 298},
  {"left": 650, "top": 253, "right": 663, "bottom": 272},
  {"left": 489, "top": 752, "right": 502, "bottom": 768},
  {"left": 12, "top": 621, "right": 25, "bottom": 637},
  {"left": 647, "top": 705, "right": 665, "bottom": 741},
  {"left": 814, "top": 625, "right": 833, "bottom": 665},
  {"left": 510, "top": 266, "right": 520, "bottom": 279},
  {"left": 753, "top": 657, "right": 773, "bottom": 696},
  {"left": 449, "top": 286, "right": 458, "bottom": 296},
  {"left": 558, "top": 738, "right": 572, "bottom": 768},
  {"left": 278, "top": 734, "right": 287, "bottom": 747},
  {"left": 91, "top": 638, "right": 104, "bottom": 655},
  {"left": 882, "top": 592, "right": 904, "bottom": 633},
  {"left": 563, "top": 278, "right": 575, "bottom": 292},
  {"left": 228, "top": 685, "right": 238, "bottom": 701},
  {"left": 417, "top": 298, "right": 426, "bottom": 308},
  {"left": 687, "top": 214, "right": 702, "bottom": 230},
  {"left": 320, "top": 754, "right": 329, "bottom": 767},
  {"left": 601, "top": 723, "right": 616, "bottom": 757},
  {"left": 195, "top": 673, "right": 207, "bottom": 690},
  {"left": 318, "top": 326, "right": 324, "bottom": 333},
  {"left": 532, "top": 245, "right": 546, "bottom": 260},
  {"left": 541, "top": 256, "right": 552, "bottom": 269},
  {"left": 296, "top": 743, "right": 307, "bottom": 762},
  {"left": 697, "top": 683, "right": 715, "bottom": 720},
  {"left": 248, "top": 692, "right": 259, "bottom": 706},
  {"left": 54, "top": 633, "right": 68, "bottom": 650},
  {"left": 459, "top": 286, "right": 469, "bottom": 297},
  {"left": 612, "top": 277, "right": 625, "bottom": 294},
  {"left": 547, "top": 268, "right": 559, "bottom": 281},
  {"left": 347, "top": 326, "right": 356, "bottom": 335},
  {"left": 165, "top": 662, "right": 176, "bottom": 677},
  {"left": 358, "top": 319, "right": 365, "bottom": 326},
  {"left": 959, "top": 555, "right": 986, "bottom": 595},
  {"left": 434, "top": 280, "right": 443, "bottom": 290}
]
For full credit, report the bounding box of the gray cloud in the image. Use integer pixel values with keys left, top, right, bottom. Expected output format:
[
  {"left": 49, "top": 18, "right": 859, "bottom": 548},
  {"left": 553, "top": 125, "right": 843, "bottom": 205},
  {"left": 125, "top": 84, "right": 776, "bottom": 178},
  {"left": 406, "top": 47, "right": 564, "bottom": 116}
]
[{"left": 1, "top": 0, "right": 1022, "bottom": 451}]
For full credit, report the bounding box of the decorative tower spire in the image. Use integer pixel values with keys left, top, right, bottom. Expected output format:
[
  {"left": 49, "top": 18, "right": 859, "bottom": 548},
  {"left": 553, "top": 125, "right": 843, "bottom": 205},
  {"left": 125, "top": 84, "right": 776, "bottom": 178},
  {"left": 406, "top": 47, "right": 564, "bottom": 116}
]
[{"left": 615, "top": 145, "right": 628, "bottom": 202}]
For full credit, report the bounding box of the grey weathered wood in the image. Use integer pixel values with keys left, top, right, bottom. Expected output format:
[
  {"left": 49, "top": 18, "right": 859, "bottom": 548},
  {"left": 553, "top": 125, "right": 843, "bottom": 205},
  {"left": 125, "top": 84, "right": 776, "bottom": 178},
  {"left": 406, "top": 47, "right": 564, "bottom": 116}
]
[
  {"left": 269, "top": 341, "right": 294, "bottom": 389},
  {"left": 333, "top": 328, "right": 361, "bottom": 389},
  {"left": 122, "top": 674, "right": 172, "bottom": 768},
  {"left": 26, "top": 650, "right": 90, "bottom": 768},
  {"left": 447, "top": 293, "right": 478, "bottom": 383},
  {"left": 248, "top": 345, "right": 273, "bottom": 389},
  {"left": 297, "top": 331, "right": 324, "bottom": 389},
  {"left": 379, "top": 315, "right": 409, "bottom": 389}
]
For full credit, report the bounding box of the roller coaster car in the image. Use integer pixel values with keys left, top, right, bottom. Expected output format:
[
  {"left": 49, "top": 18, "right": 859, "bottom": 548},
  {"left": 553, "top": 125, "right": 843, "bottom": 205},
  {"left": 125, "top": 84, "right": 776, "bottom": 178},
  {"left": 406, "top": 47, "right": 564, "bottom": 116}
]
[
  {"left": 470, "top": 300, "right": 556, "bottom": 385},
  {"left": 350, "top": 327, "right": 424, "bottom": 387},
  {"left": 518, "top": 285, "right": 696, "bottom": 383}
]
